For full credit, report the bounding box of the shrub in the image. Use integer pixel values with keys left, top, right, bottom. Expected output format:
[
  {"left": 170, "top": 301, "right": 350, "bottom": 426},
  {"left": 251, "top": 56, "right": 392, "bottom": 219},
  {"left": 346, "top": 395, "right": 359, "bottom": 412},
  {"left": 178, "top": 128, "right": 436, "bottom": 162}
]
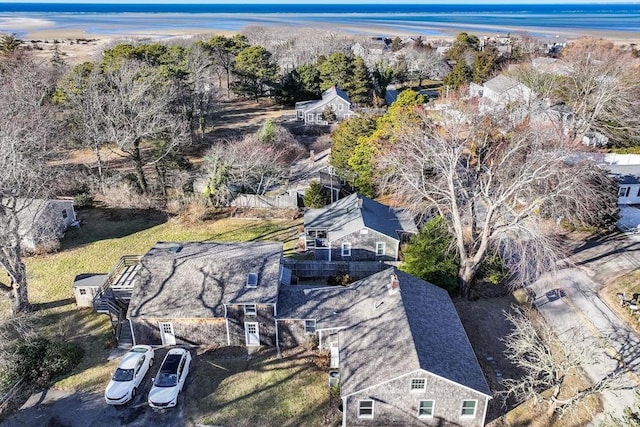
[
  {"left": 73, "top": 192, "right": 94, "bottom": 208},
  {"left": 11, "top": 337, "right": 84, "bottom": 386},
  {"left": 304, "top": 181, "right": 330, "bottom": 208}
]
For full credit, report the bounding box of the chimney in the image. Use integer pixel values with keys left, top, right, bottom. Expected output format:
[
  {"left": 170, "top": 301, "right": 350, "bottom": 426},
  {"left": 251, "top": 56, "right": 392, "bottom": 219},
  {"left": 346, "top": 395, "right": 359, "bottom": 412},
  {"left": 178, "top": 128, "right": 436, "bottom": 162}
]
[
  {"left": 388, "top": 274, "right": 400, "bottom": 294},
  {"left": 357, "top": 197, "right": 363, "bottom": 209}
]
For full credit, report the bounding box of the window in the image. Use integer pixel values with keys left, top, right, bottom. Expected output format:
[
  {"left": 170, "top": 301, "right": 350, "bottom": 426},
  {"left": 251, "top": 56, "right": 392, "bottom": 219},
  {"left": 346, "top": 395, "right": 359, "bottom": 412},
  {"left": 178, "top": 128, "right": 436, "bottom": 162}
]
[
  {"left": 418, "top": 400, "right": 434, "bottom": 418},
  {"left": 341, "top": 243, "right": 351, "bottom": 257},
  {"left": 79, "top": 288, "right": 87, "bottom": 295},
  {"left": 461, "top": 400, "right": 477, "bottom": 417},
  {"left": 247, "top": 273, "right": 258, "bottom": 288},
  {"left": 619, "top": 186, "right": 631, "bottom": 197},
  {"left": 637, "top": 187, "right": 640, "bottom": 197},
  {"left": 244, "top": 304, "right": 257, "bottom": 316},
  {"left": 376, "top": 242, "right": 385, "bottom": 256},
  {"left": 305, "top": 319, "right": 316, "bottom": 334},
  {"left": 358, "top": 400, "right": 374, "bottom": 418},
  {"left": 338, "top": 104, "right": 344, "bottom": 111},
  {"left": 410, "top": 378, "right": 426, "bottom": 392},
  {"left": 135, "top": 357, "right": 145, "bottom": 375},
  {"left": 62, "top": 209, "right": 68, "bottom": 219}
]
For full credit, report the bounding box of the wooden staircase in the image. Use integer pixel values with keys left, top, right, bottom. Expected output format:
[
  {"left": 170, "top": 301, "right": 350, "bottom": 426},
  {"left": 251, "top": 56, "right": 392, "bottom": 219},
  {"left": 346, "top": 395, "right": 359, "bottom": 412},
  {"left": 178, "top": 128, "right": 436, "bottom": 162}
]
[{"left": 93, "top": 255, "right": 142, "bottom": 349}]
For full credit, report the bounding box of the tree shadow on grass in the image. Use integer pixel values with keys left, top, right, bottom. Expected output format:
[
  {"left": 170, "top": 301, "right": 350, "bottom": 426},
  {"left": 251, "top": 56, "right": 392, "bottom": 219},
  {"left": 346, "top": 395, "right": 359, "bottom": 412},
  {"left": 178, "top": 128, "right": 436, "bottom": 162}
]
[{"left": 60, "top": 207, "right": 168, "bottom": 251}]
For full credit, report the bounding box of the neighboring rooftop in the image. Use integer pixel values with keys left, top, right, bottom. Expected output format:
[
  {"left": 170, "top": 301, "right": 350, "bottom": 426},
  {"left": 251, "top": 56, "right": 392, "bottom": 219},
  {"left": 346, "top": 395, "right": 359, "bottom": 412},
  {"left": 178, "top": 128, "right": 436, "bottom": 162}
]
[
  {"left": 278, "top": 268, "right": 491, "bottom": 397},
  {"left": 304, "top": 193, "right": 417, "bottom": 241},
  {"left": 127, "top": 241, "right": 283, "bottom": 319},
  {"left": 483, "top": 74, "right": 522, "bottom": 94},
  {"left": 599, "top": 164, "right": 640, "bottom": 185},
  {"left": 295, "top": 86, "right": 351, "bottom": 113}
]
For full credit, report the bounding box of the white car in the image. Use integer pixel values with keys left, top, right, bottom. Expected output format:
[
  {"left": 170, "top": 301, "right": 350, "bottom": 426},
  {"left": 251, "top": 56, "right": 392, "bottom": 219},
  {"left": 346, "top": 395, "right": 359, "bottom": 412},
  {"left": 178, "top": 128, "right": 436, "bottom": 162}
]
[
  {"left": 148, "top": 348, "right": 192, "bottom": 409},
  {"left": 105, "top": 345, "right": 155, "bottom": 405}
]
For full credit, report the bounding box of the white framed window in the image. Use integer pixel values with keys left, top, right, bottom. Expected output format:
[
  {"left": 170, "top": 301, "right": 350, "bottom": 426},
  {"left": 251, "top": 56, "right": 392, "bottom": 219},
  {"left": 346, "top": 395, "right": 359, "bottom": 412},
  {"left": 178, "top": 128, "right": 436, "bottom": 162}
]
[
  {"left": 79, "top": 288, "right": 87, "bottom": 295},
  {"left": 305, "top": 319, "right": 316, "bottom": 334},
  {"left": 410, "top": 378, "right": 426, "bottom": 392},
  {"left": 461, "top": 400, "right": 477, "bottom": 418},
  {"left": 418, "top": 400, "right": 434, "bottom": 418},
  {"left": 62, "top": 209, "right": 68, "bottom": 219},
  {"left": 376, "top": 242, "right": 385, "bottom": 256},
  {"left": 358, "top": 400, "right": 374, "bottom": 418},
  {"left": 244, "top": 304, "right": 257, "bottom": 316},
  {"left": 338, "top": 104, "right": 344, "bottom": 111},
  {"left": 341, "top": 243, "right": 351, "bottom": 257},
  {"left": 247, "top": 273, "right": 258, "bottom": 288}
]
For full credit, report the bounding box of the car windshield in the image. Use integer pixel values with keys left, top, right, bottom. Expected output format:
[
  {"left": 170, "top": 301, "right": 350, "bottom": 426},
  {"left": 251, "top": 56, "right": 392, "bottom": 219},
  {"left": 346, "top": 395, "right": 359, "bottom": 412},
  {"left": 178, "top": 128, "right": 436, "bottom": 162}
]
[
  {"left": 154, "top": 372, "right": 178, "bottom": 387},
  {"left": 112, "top": 368, "right": 134, "bottom": 382}
]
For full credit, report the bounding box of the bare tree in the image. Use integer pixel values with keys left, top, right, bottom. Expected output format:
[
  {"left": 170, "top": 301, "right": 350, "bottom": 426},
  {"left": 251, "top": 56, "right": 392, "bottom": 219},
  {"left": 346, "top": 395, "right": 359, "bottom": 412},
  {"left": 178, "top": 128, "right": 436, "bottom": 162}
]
[
  {"left": 203, "top": 125, "right": 304, "bottom": 204},
  {"left": 91, "top": 59, "right": 190, "bottom": 193},
  {"left": 185, "top": 44, "right": 218, "bottom": 139},
  {"left": 406, "top": 48, "right": 450, "bottom": 84},
  {"left": 501, "top": 306, "right": 631, "bottom": 418},
  {"left": 560, "top": 37, "right": 640, "bottom": 145},
  {"left": 0, "top": 56, "right": 58, "bottom": 314},
  {"left": 379, "top": 106, "right": 615, "bottom": 296}
]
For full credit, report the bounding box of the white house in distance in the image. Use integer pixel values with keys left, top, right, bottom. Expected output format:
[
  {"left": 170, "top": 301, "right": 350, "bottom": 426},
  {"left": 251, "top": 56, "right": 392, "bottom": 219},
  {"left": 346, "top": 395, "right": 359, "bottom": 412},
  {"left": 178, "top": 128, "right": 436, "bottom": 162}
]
[
  {"left": 470, "top": 74, "right": 534, "bottom": 108},
  {"left": 295, "top": 86, "right": 354, "bottom": 125},
  {"left": 16, "top": 198, "right": 77, "bottom": 251}
]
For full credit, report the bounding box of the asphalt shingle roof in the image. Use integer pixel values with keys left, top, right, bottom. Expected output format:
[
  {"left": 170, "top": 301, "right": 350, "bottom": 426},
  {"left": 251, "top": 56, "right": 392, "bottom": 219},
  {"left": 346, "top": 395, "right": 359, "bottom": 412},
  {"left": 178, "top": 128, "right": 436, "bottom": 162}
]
[
  {"left": 304, "top": 193, "right": 417, "bottom": 241},
  {"left": 294, "top": 86, "right": 351, "bottom": 114},
  {"left": 277, "top": 268, "right": 491, "bottom": 397},
  {"left": 127, "top": 241, "right": 282, "bottom": 319}
]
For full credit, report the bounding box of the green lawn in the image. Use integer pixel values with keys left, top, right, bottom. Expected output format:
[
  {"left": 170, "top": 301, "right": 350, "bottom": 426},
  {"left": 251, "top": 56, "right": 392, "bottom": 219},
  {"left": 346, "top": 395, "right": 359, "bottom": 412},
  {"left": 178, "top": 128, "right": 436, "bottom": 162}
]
[
  {"left": 191, "top": 348, "right": 340, "bottom": 427},
  {"left": 15, "top": 207, "right": 301, "bottom": 393}
]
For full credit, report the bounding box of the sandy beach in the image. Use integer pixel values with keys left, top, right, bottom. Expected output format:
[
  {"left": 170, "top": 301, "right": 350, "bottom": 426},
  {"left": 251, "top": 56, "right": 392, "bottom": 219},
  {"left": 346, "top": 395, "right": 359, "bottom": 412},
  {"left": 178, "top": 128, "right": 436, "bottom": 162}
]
[{"left": 14, "top": 16, "right": 640, "bottom": 66}]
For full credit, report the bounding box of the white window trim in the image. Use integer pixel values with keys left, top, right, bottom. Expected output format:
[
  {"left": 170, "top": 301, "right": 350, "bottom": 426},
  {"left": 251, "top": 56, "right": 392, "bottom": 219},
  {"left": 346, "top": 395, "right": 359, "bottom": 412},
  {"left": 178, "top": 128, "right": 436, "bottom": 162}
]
[
  {"left": 410, "top": 378, "right": 426, "bottom": 392},
  {"left": 305, "top": 319, "right": 316, "bottom": 334},
  {"left": 341, "top": 242, "right": 351, "bottom": 257},
  {"left": 376, "top": 242, "right": 385, "bottom": 256},
  {"left": 418, "top": 400, "right": 434, "bottom": 418},
  {"left": 244, "top": 304, "right": 257, "bottom": 316},
  {"left": 358, "top": 399, "right": 374, "bottom": 419},
  {"left": 460, "top": 399, "right": 477, "bottom": 418}
]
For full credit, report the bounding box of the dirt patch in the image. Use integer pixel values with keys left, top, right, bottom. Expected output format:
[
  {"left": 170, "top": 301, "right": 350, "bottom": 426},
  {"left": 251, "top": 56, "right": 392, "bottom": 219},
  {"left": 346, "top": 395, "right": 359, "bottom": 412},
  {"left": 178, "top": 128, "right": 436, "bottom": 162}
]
[{"left": 454, "top": 289, "right": 523, "bottom": 424}]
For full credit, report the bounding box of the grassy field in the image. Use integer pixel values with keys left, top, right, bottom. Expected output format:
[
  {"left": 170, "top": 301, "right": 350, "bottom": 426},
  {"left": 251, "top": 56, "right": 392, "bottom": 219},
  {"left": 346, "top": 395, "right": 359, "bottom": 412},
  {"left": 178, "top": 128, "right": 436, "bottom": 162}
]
[
  {"left": 13, "top": 207, "right": 301, "bottom": 393},
  {"left": 189, "top": 348, "right": 340, "bottom": 427}
]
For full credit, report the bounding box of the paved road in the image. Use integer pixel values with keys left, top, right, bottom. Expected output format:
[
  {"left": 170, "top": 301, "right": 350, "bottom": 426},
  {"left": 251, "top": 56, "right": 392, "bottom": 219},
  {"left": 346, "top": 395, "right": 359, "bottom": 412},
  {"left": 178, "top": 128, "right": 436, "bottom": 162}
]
[
  {"left": 1, "top": 348, "right": 191, "bottom": 427},
  {"left": 531, "top": 240, "right": 640, "bottom": 421}
]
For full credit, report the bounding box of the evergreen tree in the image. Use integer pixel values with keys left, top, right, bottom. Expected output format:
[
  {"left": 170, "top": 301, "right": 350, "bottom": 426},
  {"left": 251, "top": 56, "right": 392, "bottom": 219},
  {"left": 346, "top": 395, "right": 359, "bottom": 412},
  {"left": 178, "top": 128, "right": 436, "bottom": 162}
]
[
  {"left": 232, "top": 45, "right": 280, "bottom": 102},
  {"left": 304, "top": 181, "right": 330, "bottom": 208},
  {"left": 349, "top": 56, "right": 373, "bottom": 106},
  {"left": 472, "top": 46, "right": 500, "bottom": 83},
  {"left": 391, "top": 36, "right": 402, "bottom": 52},
  {"left": 318, "top": 52, "right": 353, "bottom": 91},
  {"left": 443, "top": 60, "right": 471, "bottom": 91},
  {"left": 297, "top": 63, "right": 321, "bottom": 98},
  {"left": 330, "top": 114, "right": 378, "bottom": 173},
  {"left": 400, "top": 216, "right": 460, "bottom": 293}
]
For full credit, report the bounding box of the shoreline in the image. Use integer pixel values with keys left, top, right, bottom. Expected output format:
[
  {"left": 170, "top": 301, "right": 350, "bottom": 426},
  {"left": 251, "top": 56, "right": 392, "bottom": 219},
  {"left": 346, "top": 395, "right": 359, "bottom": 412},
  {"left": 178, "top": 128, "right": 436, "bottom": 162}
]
[{"left": 18, "top": 20, "right": 640, "bottom": 66}]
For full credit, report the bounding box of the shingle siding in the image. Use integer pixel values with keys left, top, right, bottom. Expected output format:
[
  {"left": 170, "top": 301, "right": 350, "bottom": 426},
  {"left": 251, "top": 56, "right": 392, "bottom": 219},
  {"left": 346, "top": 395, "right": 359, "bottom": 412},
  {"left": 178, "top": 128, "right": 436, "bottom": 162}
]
[
  {"left": 344, "top": 372, "right": 488, "bottom": 427},
  {"left": 331, "top": 229, "right": 397, "bottom": 261},
  {"left": 278, "top": 319, "right": 308, "bottom": 348},
  {"left": 226, "top": 304, "right": 276, "bottom": 346},
  {"left": 131, "top": 318, "right": 228, "bottom": 346}
]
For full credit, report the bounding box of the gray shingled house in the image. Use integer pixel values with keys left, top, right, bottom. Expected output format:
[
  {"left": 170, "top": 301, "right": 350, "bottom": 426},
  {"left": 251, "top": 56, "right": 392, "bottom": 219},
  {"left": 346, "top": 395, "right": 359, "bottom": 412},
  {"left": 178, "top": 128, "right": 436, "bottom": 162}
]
[
  {"left": 295, "top": 86, "right": 354, "bottom": 124},
  {"left": 277, "top": 268, "right": 491, "bottom": 427},
  {"left": 126, "top": 241, "right": 283, "bottom": 347},
  {"left": 303, "top": 193, "right": 417, "bottom": 261}
]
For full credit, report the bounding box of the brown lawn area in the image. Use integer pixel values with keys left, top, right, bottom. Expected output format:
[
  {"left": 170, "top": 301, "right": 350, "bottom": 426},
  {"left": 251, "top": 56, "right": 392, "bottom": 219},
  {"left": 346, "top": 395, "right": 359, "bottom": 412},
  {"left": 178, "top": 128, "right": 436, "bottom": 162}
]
[
  {"left": 187, "top": 347, "right": 341, "bottom": 427},
  {"left": 600, "top": 270, "right": 640, "bottom": 337}
]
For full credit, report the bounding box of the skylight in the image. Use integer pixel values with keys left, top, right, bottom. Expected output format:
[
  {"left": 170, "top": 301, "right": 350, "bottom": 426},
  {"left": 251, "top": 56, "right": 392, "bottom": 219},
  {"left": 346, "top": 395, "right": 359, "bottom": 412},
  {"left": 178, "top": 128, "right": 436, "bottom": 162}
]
[{"left": 247, "top": 273, "right": 258, "bottom": 288}]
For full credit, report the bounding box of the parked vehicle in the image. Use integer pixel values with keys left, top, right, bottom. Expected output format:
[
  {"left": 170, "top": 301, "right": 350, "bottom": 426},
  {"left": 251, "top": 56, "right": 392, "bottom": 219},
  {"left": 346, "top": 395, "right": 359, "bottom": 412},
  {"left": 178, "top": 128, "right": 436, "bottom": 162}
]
[
  {"left": 148, "top": 348, "right": 192, "bottom": 409},
  {"left": 105, "top": 345, "right": 155, "bottom": 405}
]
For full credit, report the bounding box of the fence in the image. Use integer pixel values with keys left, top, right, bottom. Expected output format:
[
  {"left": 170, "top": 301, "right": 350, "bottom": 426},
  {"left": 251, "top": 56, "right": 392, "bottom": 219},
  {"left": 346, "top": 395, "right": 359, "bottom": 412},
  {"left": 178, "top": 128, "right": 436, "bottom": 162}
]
[
  {"left": 282, "top": 260, "right": 390, "bottom": 280},
  {"left": 230, "top": 194, "right": 298, "bottom": 209}
]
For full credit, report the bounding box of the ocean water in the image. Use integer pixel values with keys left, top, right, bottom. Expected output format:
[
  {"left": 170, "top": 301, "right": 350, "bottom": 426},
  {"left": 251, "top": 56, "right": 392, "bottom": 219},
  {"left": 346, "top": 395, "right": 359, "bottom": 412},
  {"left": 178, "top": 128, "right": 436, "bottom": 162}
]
[{"left": 0, "top": 3, "right": 639, "bottom": 39}]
